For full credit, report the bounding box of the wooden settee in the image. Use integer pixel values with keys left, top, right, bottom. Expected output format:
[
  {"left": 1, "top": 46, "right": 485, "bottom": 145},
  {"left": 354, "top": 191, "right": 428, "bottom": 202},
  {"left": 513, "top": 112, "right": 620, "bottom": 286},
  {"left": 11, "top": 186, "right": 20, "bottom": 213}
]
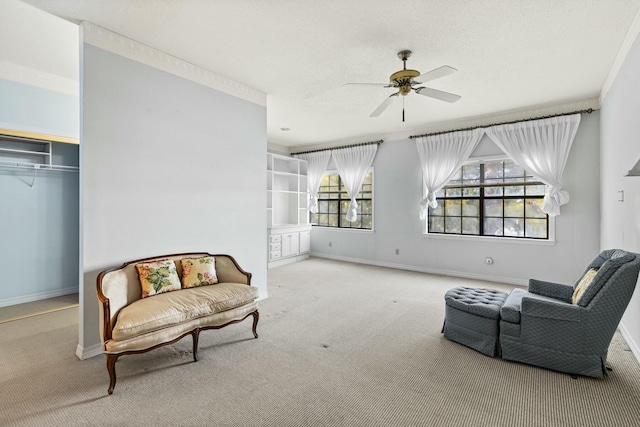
[{"left": 96, "top": 252, "right": 259, "bottom": 394}]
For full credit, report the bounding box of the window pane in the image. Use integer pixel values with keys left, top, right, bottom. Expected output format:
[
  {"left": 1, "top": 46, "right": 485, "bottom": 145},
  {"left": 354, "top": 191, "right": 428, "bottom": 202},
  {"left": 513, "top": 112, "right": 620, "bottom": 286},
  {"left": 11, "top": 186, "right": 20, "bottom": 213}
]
[
  {"left": 504, "top": 199, "right": 524, "bottom": 217},
  {"left": 435, "top": 188, "right": 445, "bottom": 198},
  {"left": 484, "top": 179, "right": 503, "bottom": 196},
  {"left": 429, "top": 203, "right": 444, "bottom": 216},
  {"left": 526, "top": 183, "right": 545, "bottom": 196},
  {"left": 340, "top": 200, "right": 350, "bottom": 215},
  {"left": 463, "top": 181, "right": 480, "bottom": 197},
  {"left": 484, "top": 218, "right": 503, "bottom": 236},
  {"left": 445, "top": 199, "right": 462, "bottom": 216},
  {"left": 318, "top": 214, "right": 329, "bottom": 226},
  {"left": 328, "top": 214, "right": 339, "bottom": 227},
  {"left": 504, "top": 178, "right": 524, "bottom": 196},
  {"left": 484, "top": 199, "right": 503, "bottom": 217},
  {"left": 504, "top": 218, "right": 525, "bottom": 237},
  {"left": 430, "top": 216, "right": 444, "bottom": 233},
  {"left": 445, "top": 217, "right": 461, "bottom": 233},
  {"left": 525, "top": 219, "right": 547, "bottom": 238},
  {"left": 328, "top": 201, "right": 339, "bottom": 214},
  {"left": 504, "top": 161, "right": 525, "bottom": 178},
  {"left": 463, "top": 164, "right": 480, "bottom": 180},
  {"left": 445, "top": 187, "right": 462, "bottom": 198},
  {"left": 361, "top": 200, "right": 372, "bottom": 215},
  {"left": 462, "top": 199, "right": 479, "bottom": 217},
  {"left": 484, "top": 162, "right": 504, "bottom": 179},
  {"left": 329, "top": 175, "right": 339, "bottom": 186},
  {"left": 450, "top": 169, "right": 462, "bottom": 181},
  {"left": 525, "top": 199, "right": 545, "bottom": 218},
  {"left": 311, "top": 213, "right": 319, "bottom": 224},
  {"left": 318, "top": 200, "right": 329, "bottom": 214},
  {"left": 349, "top": 217, "right": 362, "bottom": 228},
  {"left": 362, "top": 215, "right": 372, "bottom": 229},
  {"left": 462, "top": 217, "right": 480, "bottom": 235}
]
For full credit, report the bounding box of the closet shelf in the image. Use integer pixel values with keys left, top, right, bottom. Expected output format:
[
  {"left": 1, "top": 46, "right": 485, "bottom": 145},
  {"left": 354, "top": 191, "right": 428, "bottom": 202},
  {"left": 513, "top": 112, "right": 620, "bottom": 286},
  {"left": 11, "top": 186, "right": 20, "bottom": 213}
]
[{"left": 0, "top": 160, "right": 78, "bottom": 172}]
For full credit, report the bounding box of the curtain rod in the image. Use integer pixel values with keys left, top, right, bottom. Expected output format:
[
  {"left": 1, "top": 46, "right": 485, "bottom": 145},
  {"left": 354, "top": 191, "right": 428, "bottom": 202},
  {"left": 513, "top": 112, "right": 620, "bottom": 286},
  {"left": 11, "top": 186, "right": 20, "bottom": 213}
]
[
  {"left": 291, "top": 139, "right": 383, "bottom": 156},
  {"left": 408, "top": 108, "right": 595, "bottom": 139}
]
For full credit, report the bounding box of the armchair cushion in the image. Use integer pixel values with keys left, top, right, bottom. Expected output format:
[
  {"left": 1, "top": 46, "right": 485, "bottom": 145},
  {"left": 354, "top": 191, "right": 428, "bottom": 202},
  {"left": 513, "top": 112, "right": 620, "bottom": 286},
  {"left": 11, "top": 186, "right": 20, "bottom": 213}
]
[
  {"left": 577, "top": 250, "right": 635, "bottom": 307},
  {"left": 528, "top": 279, "right": 574, "bottom": 302},
  {"left": 501, "top": 288, "right": 567, "bottom": 324},
  {"left": 521, "top": 297, "right": 581, "bottom": 322}
]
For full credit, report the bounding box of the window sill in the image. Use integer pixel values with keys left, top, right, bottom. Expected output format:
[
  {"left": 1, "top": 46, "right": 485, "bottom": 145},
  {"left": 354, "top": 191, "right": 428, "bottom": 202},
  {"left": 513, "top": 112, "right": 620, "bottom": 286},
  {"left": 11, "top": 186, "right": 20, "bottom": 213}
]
[
  {"left": 422, "top": 232, "right": 555, "bottom": 246},
  {"left": 311, "top": 225, "right": 375, "bottom": 234}
]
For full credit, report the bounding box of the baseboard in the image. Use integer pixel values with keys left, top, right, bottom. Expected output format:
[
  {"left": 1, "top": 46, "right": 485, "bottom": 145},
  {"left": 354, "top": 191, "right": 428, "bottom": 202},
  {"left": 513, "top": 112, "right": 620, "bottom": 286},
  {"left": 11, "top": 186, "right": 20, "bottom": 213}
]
[
  {"left": 76, "top": 343, "right": 103, "bottom": 360},
  {"left": 309, "top": 252, "right": 528, "bottom": 287},
  {"left": 0, "top": 286, "right": 78, "bottom": 308},
  {"left": 619, "top": 322, "right": 640, "bottom": 365},
  {"left": 268, "top": 253, "right": 309, "bottom": 269}
]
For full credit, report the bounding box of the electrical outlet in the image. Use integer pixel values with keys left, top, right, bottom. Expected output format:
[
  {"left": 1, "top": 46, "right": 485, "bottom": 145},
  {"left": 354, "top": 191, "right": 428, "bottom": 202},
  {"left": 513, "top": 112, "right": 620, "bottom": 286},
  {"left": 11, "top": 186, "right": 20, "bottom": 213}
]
[
  {"left": 329, "top": 241, "right": 332, "bottom": 247},
  {"left": 485, "top": 257, "right": 494, "bottom": 265},
  {"left": 395, "top": 249, "right": 400, "bottom": 255}
]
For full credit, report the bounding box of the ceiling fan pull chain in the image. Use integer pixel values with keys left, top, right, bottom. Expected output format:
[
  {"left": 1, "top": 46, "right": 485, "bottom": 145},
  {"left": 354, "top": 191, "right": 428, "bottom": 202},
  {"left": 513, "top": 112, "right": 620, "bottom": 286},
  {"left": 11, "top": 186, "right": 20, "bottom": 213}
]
[{"left": 402, "top": 97, "right": 405, "bottom": 122}]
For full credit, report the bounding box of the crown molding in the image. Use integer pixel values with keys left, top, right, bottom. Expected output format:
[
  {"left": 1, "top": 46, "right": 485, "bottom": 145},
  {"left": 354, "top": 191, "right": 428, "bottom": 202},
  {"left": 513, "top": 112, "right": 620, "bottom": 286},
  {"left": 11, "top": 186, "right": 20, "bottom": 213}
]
[
  {"left": 79, "top": 22, "right": 266, "bottom": 107},
  {"left": 600, "top": 6, "right": 640, "bottom": 104}
]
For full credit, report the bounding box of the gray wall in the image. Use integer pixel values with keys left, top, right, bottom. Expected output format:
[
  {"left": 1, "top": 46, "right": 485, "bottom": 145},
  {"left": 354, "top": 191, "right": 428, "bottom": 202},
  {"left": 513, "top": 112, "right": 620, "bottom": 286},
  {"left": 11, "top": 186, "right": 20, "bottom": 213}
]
[
  {"left": 600, "top": 30, "right": 640, "bottom": 360},
  {"left": 0, "top": 141, "right": 79, "bottom": 306},
  {"left": 79, "top": 43, "right": 267, "bottom": 357},
  {"left": 311, "top": 112, "right": 601, "bottom": 287}
]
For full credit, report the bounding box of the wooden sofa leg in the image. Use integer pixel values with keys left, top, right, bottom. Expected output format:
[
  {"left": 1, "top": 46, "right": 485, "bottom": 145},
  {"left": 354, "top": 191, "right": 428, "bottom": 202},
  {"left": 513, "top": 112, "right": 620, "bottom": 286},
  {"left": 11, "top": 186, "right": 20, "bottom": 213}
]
[
  {"left": 252, "top": 310, "right": 260, "bottom": 339},
  {"left": 192, "top": 329, "right": 200, "bottom": 362},
  {"left": 106, "top": 354, "right": 119, "bottom": 395}
]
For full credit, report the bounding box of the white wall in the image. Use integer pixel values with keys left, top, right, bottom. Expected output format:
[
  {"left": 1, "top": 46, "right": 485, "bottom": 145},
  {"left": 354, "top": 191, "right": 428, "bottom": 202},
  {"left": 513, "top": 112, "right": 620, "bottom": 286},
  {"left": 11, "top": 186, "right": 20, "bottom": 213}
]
[
  {"left": 79, "top": 29, "right": 267, "bottom": 358},
  {"left": 600, "top": 29, "right": 640, "bottom": 361},
  {"left": 311, "top": 112, "right": 601, "bottom": 287}
]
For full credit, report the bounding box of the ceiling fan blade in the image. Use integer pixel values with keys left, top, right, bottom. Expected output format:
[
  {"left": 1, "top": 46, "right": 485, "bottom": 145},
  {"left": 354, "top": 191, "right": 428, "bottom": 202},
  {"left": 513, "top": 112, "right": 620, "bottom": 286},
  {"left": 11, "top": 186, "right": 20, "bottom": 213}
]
[
  {"left": 370, "top": 93, "right": 399, "bottom": 117},
  {"left": 344, "top": 83, "right": 393, "bottom": 87},
  {"left": 415, "top": 87, "right": 461, "bottom": 103},
  {"left": 417, "top": 65, "right": 458, "bottom": 83}
]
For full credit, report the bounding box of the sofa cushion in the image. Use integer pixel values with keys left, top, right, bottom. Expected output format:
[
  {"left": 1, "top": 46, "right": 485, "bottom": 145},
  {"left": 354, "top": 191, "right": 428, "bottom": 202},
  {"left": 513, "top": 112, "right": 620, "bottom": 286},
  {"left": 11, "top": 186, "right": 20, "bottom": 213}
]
[
  {"left": 112, "top": 282, "right": 259, "bottom": 341},
  {"left": 181, "top": 256, "right": 218, "bottom": 288},
  {"left": 136, "top": 259, "right": 182, "bottom": 298}
]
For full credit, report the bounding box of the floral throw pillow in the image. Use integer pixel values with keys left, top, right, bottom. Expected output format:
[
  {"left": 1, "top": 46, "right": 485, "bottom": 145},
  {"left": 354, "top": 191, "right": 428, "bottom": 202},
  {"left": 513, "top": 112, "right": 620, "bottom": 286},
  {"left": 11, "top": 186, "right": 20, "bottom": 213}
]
[
  {"left": 572, "top": 268, "right": 598, "bottom": 305},
  {"left": 136, "top": 259, "right": 182, "bottom": 298},
  {"left": 181, "top": 256, "right": 218, "bottom": 289}
]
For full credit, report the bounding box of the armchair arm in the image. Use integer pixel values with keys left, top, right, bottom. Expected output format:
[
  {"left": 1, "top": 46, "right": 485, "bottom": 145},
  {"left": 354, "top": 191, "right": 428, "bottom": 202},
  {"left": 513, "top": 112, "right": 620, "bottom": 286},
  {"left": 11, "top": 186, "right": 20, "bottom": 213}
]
[
  {"left": 528, "top": 278, "right": 574, "bottom": 303},
  {"left": 521, "top": 296, "right": 581, "bottom": 322}
]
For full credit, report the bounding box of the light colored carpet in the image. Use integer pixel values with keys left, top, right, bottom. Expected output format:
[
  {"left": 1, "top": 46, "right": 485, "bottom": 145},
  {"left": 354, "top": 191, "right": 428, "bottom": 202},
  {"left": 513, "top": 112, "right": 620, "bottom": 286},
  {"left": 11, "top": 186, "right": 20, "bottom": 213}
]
[{"left": 0, "top": 258, "right": 639, "bottom": 426}]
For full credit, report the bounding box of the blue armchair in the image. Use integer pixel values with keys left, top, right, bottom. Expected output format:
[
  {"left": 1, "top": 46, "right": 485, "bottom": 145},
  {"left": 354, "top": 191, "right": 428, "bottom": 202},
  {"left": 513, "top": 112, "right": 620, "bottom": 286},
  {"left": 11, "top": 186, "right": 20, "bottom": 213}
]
[{"left": 499, "top": 249, "right": 640, "bottom": 377}]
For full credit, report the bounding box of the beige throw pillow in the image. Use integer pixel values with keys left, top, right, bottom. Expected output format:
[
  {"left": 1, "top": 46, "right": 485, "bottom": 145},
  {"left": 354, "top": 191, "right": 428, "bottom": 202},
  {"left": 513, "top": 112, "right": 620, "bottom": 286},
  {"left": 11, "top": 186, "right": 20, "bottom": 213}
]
[
  {"left": 572, "top": 268, "right": 598, "bottom": 305},
  {"left": 181, "top": 256, "right": 218, "bottom": 289},
  {"left": 136, "top": 259, "right": 181, "bottom": 298}
]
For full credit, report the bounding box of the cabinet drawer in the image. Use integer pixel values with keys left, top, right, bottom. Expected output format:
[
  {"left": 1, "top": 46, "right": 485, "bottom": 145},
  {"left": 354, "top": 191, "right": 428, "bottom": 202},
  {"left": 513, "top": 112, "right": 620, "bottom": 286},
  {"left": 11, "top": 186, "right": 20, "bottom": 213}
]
[
  {"left": 269, "top": 235, "right": 282, "bottom": 243},
  {"left": 269, "top": 251, "right": 281, "bottom": 260},
  {"left": 269, "top": 243, "right": 281, "bottom": 251}
]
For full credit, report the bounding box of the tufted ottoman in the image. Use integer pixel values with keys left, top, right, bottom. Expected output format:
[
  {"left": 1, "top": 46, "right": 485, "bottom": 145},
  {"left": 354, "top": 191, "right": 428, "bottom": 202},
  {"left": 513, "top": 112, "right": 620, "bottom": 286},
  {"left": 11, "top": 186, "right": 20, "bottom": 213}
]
[{"left": 443, "top": 286, "right": 508, "bottom": 357}]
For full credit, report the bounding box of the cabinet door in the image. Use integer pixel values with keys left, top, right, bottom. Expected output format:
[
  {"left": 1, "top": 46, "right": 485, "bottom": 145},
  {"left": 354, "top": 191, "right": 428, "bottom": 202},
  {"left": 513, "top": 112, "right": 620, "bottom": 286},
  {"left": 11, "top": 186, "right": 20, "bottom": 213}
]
[
  {"left": 281, "top": 234, "right": 292, "bottom": 257},
  {"left": 299, "top": 230, "right": 311, "bottom": 253},
  {"left": 281, "top": 233, "right": 300, "bottom": 258}
]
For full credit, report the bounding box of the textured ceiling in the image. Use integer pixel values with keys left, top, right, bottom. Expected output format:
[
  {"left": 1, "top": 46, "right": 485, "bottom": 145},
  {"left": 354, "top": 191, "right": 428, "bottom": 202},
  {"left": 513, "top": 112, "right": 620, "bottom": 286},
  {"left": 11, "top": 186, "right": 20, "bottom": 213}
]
[{"left": 15, "top": 0, "right": 640, "bottom": 148}]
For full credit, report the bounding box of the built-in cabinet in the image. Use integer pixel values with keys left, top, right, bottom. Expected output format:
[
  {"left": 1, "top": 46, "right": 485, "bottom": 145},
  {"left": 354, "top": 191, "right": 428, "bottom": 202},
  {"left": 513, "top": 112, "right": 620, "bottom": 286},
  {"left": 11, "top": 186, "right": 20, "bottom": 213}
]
[{"left": 267, "top": 153, "right": 311, "bottom": 268}]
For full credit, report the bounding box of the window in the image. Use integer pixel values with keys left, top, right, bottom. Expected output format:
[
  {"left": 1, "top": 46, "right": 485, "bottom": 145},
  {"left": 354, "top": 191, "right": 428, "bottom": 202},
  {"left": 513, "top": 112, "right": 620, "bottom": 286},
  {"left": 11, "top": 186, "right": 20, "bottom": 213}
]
[
  {"left": 311, "top": 171, "right": 373, "bottom": 229},
  {"left": 427, "top": 160, "right": 548, "bottom": 239}
]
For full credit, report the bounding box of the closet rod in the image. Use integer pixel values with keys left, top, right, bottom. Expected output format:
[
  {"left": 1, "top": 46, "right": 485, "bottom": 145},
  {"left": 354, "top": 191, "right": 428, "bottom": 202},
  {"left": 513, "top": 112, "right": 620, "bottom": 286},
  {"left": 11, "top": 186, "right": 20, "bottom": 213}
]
[
  {"left": 0, "top": 161, "right": 78, "bottom": 172},
  {"left": 291, "top": 139, "right": 383, "bottom": 156},
  {"left": 408, "top": 108, "right": 595, "bottom": 139}
]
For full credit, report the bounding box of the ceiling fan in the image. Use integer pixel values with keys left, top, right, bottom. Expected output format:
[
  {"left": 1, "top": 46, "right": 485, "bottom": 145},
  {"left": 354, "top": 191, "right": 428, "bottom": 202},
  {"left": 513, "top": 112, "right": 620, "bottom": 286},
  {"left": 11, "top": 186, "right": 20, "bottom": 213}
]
[{"left": 347, "top": 50, "right": 461, "bottom": 121}]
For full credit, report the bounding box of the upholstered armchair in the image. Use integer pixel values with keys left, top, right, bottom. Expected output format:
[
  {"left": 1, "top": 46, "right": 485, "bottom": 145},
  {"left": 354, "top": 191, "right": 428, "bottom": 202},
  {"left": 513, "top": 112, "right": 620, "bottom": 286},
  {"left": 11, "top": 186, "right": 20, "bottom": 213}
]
[{"left": 499, "top": 249, "right": 640, "bottom": 377}]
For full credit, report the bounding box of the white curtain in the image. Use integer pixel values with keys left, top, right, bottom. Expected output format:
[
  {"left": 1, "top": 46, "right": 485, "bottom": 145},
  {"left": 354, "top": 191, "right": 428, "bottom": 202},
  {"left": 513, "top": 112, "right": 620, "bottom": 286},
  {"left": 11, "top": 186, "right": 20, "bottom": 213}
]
[
  {"left": 331, "top": 144, "right": 378, "bottom": 221},
  {"left": 485, "top": 114, "right": 581, "bottom": 216},
  {"left": 416, "top": 128, "right": 484, "bottom": 220},
  {"left": 296, "top": 151, "right": 331, "bottom": 213}
]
